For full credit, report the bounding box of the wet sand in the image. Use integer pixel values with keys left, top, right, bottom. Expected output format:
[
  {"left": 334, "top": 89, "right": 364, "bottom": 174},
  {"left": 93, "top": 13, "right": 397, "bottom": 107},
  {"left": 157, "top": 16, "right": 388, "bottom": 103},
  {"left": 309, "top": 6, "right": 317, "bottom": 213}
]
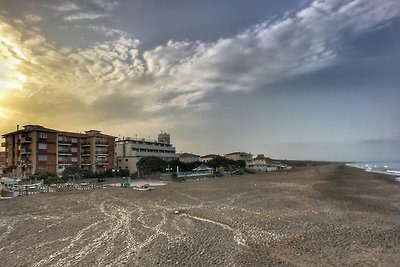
[{"left": 0, "top": 165, "right": 399, "bottom": 266}]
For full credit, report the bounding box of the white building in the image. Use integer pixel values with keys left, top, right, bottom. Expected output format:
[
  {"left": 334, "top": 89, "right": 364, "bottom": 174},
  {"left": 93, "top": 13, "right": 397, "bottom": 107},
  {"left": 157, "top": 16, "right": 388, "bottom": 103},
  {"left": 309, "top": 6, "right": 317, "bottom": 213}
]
[
  {"left": 246, "top": 154, "right": 291, "bottom": 172},
  {"left": 116, "top": 133, "right": 178, "bottom": 173},
  {"left": 200, "top": 154, "right": 219, "bottom": 163},
  {"left": 224, "top": 152, "right": 253, "bottom": 163},
  {"left": 178, "top": 153, "right": 200, "bottom": 163}
]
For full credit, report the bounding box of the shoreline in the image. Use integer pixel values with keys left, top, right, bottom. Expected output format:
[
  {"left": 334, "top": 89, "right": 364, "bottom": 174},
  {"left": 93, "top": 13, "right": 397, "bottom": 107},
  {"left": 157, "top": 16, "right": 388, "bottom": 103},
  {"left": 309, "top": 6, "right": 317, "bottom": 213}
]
[{"left": 346, "top": 162, "right": 400, "bottom": 179}]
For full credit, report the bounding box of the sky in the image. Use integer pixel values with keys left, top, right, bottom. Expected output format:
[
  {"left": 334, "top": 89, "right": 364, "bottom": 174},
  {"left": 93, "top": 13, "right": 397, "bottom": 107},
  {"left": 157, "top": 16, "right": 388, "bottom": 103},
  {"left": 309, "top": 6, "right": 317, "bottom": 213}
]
[{"left": 0, "top": 0, "right": 399, "bottom": 162}]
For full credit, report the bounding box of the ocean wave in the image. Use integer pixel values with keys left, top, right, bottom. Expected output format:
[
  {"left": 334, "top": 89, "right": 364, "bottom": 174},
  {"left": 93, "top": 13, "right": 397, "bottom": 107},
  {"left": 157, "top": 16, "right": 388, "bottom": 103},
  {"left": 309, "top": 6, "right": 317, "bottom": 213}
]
[{"left": 346, "top": 161, "right": 400, "bottom": 181}]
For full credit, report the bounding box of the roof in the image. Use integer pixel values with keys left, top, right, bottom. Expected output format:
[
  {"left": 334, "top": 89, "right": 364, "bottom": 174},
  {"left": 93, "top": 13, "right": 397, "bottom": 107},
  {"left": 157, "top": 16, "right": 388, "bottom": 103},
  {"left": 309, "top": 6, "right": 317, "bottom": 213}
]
[
  {"left": 179, "top": 153, "right": 200, "bottom": 158},
  {"left": 225, "top": 151, "right": 248, "bottom": 156},
  {"left": 2, "top": 125, "right": 116, "bottom": 139},
  {"left": 2, "top": 125, "right": 57, "bottom": 137},
  {"left": 193, "top": 164, "right": 213, "bottom": 171},
  {"left": 201, "top": 154, "right": 219, "bottom": 158}
]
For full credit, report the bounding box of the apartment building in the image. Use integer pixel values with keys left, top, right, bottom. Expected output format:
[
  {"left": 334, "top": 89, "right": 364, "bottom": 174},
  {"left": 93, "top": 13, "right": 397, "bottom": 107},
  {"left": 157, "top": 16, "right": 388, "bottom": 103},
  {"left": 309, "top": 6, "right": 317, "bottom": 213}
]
[
  {"left": 1, "top": 125, "right": 115, "bottom": 177},
  {"left": 116, "top": 133, "right": 178, "bottom": 173}
]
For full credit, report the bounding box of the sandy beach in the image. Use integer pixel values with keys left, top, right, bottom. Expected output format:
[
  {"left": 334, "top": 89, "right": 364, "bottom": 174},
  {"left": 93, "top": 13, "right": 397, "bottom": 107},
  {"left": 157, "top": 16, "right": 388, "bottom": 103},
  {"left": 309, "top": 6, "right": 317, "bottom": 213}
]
[{"left": 0, "top": 165, "right": 399, "bottom": 266}]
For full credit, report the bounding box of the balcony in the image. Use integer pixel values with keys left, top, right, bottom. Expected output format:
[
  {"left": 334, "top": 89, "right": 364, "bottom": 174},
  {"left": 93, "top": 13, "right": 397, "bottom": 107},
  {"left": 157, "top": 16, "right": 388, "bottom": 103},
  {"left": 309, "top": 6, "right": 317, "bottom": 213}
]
[
  {"left": 96, "top": 160, "right": 109, "bottom": 165},
  {"left": 58, "top": 141, "right": 72, "bottom": 146},
  {"left": 58, "top": 149, "right": 72, "bottom": 155},
  {"left": 95, "top": 140, "right": 109, "bottom": 146},
  {"left": 81, "top": 149, "right": 91, "bottom": 155},
  {"left": 21, "top": 149, "right": 31, "bottom": 155},
  {"left": 1, "top": 142, "right": 6, "bottom": 147},
  {"left": 81, "top": 141, "right": 91, "bottom": 147},
  {"left": 21, "top": 137, "right": 32, "bottom": 143},
  {"left": 58, "top": 160, "right": 72, "bottom": 165},
  {"left": 95, "top": 150, "right": 108, "bottom": 156},
  {"left": 81, "top": 160, "right": 92, "bottom": 165}
]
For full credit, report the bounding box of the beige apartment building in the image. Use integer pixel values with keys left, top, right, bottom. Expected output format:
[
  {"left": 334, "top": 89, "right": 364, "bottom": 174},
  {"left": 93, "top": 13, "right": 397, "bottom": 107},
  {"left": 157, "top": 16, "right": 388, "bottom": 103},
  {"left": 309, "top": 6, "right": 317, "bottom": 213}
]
[
  {"left": 116, "top": 133, "right": 178, "bottom": 173},
  {"left": 1, "top": 125, "right": 115, "bottom": 177}
]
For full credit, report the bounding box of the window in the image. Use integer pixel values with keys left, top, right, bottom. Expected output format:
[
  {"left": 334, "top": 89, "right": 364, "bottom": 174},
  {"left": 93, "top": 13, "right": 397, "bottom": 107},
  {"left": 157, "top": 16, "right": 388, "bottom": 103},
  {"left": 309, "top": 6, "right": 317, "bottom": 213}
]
[
  {"left": 118, "top": 159, "right": 121, "bottom": 162},
  {"left": 71, "top": 147, "right": 77, "bottom": 153},
  {"left": 71, "top": 138, "right": 78, "bottom": 143},
  {"left": 38, "top": 155, "right": 47, "bottom": 161},
  {"left": 38, "top": 132, "right": 48, "bottom": 139},
  {"left": 38, "top": 143, "right": 47, "bottom": 150},
  {"left": 71, "top": 157, "right": 78, "bottom": 162},
  {"left": 125, "top": 159, "right": 128, "bottom": 162}
]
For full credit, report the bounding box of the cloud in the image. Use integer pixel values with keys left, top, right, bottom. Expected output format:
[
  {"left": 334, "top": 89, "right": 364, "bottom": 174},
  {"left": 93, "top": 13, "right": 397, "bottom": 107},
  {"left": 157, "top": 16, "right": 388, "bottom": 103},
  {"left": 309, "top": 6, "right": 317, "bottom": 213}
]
[
  {"left": 24, "top": 14, "right": 42, "bottom": 22},
  {"left": 92, "top": 0, "right": 119, "bottom": 10},
  {"left": 1, "top": 0, "right": 400, "bottom": 135},
  {"left": 64, "top": 12, "right": 107, "bottom": 21},
  {"left": 83, "top": 25, "right": 126, "bottom": 37},
  {"left": 133, "top": 0, "right": 399, "bottom": 107},
  {"left": 50, "top": 2, "right": 80, "bottom": 12}
]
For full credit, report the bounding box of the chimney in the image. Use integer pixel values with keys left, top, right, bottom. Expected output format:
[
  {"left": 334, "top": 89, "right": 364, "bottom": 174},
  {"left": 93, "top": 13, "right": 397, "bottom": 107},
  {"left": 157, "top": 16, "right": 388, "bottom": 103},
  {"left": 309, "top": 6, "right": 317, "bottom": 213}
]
[{"left": 17, "top": 124, "right": 19, "bottom": 131}]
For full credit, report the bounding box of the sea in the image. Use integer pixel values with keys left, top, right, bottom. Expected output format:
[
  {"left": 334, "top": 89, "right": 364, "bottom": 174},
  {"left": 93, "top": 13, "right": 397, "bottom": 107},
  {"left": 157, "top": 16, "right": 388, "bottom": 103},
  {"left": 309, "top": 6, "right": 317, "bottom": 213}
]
[{"left": 346, "top": 161, "right": 400, "bottom": 182}]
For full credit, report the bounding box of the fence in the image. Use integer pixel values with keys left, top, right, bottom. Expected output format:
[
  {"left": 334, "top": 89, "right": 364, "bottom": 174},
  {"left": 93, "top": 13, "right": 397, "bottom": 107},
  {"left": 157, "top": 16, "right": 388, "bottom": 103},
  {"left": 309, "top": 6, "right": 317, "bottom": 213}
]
[{"left": 177, "top": 170, "right": 214, "bottom": 178}]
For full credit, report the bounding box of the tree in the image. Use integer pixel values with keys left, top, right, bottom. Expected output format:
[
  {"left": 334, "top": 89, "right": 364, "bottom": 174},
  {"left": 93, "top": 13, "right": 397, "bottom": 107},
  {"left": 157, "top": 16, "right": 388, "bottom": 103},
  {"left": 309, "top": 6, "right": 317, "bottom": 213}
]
[
  {"left": 61, "top": 166, "right": 84, "bottom": 183},
  {"left": 30, "top": 172, "right": 61, "bottom": 185},
  {"left": 118, "top": 169, "right": 130, "bottom": 177},
  {"left": 206, "top": 156, "right": 246, "bottom": 173},
  {"left": 168, "top": 160, "right": 201, "bottom": 172},
  {"left": 137, "top": 156, "right": 168, "bottom": 174}
]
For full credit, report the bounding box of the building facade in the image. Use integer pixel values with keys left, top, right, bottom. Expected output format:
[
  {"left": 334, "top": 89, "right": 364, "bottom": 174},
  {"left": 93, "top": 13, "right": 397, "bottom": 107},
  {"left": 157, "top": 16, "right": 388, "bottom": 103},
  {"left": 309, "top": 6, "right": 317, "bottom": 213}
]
[
  {"left": 0, "top": 151, "right": 6, "bottom": 176},
  {"left": 1, "top": 125, "right": 115, "bottom": 177},
  {"left": 116, "top": 133, "right": 178, "bottom": 173},
  {"left": 178, "top": 153, "right": 201, "bottom": 163},
  {"left": 247, "top": 154, "right": 274, "bottom": 171},
  {"left": 224, "top": 152, "right": 253, "bottom": 163}
]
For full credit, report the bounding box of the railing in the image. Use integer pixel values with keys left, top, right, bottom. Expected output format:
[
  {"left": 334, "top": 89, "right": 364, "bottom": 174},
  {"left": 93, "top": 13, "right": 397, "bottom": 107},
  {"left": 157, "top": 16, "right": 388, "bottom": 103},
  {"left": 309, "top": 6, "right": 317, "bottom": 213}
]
[
  {"left": 95, "top": 150, "right": 108, "bottom": 155},
  {"left": 177, "top": 170, "right": 214, "bottom": 177},
  {"left": 95, "top": 140, "right": 109, "bottom": 145},
  {"left": 21, "top": 137, "right": 32, "bottom": 143},
  {"left": 58, "top": 138, "right": 71, "bottom": 143},
  {"left": 58, "top": 160, "right": 72, "bottom": 164},
  {"left": 58, "top": 149, "right": 72, "bottom": 154},
  {"left": 21, "top": 149, "right": 31, "bottom": 154}
]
